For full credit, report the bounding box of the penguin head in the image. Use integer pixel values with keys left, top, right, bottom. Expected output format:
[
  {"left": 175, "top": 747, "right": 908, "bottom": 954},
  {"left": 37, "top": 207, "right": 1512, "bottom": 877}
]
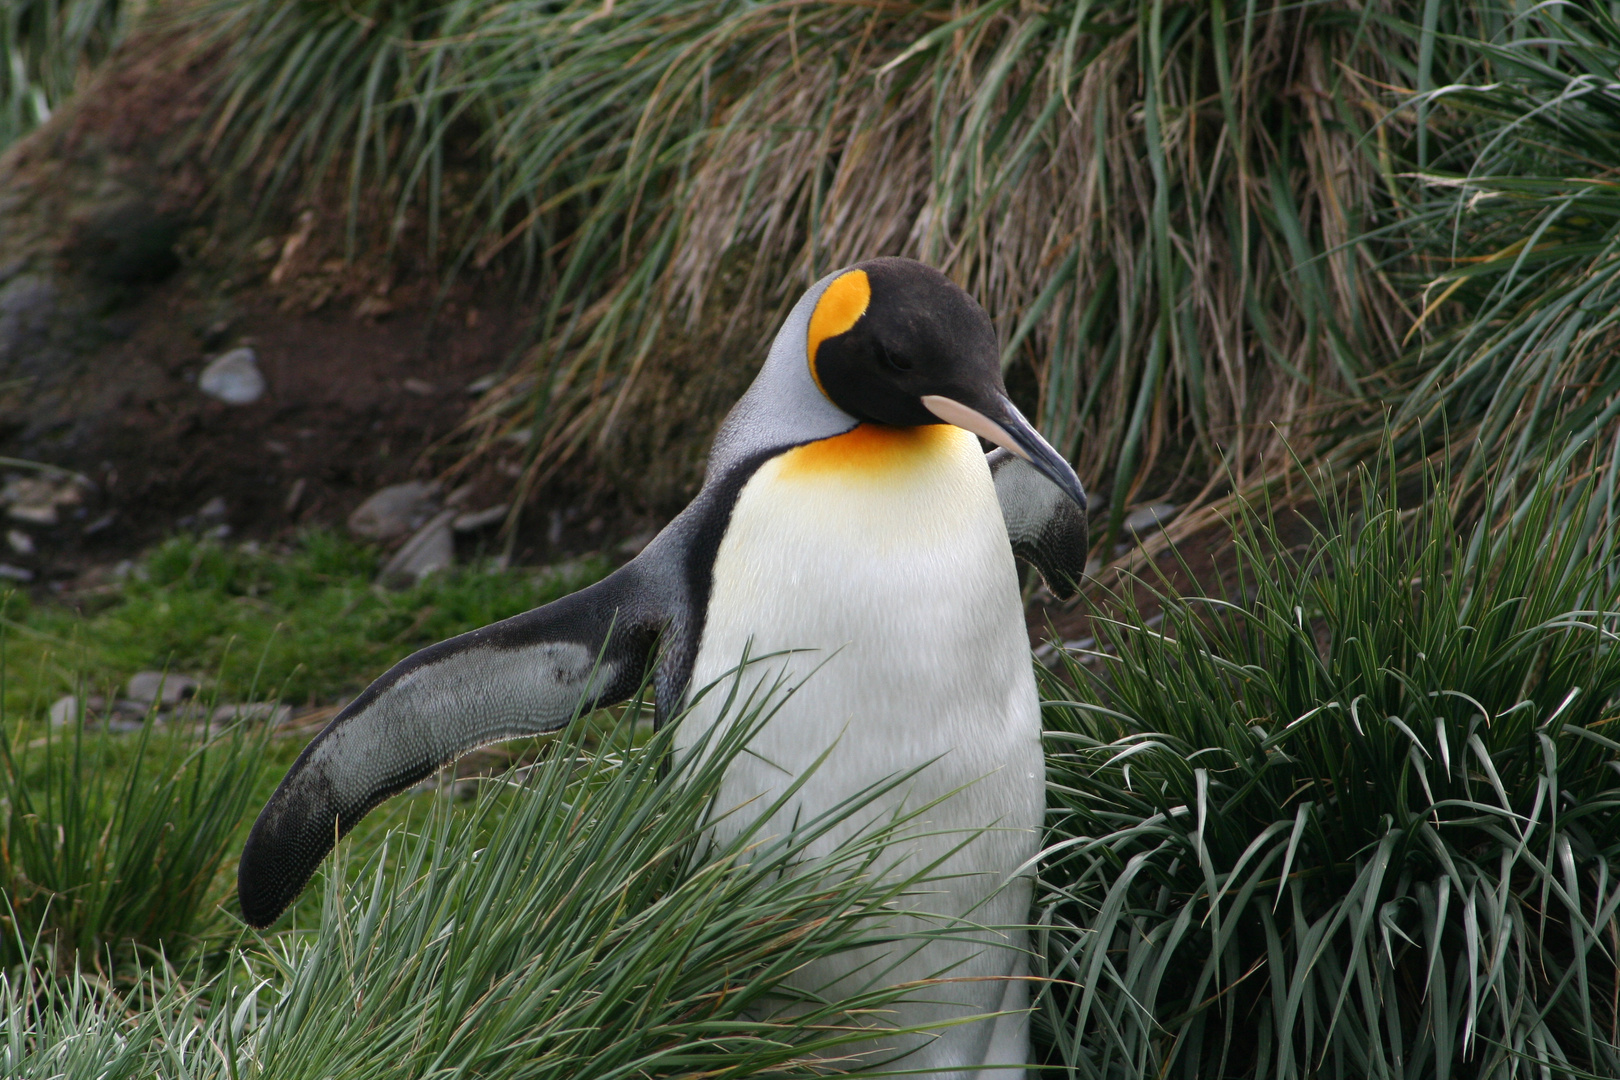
[{"left": 806, "top": 257, "right": 1087, "bottom": 509}]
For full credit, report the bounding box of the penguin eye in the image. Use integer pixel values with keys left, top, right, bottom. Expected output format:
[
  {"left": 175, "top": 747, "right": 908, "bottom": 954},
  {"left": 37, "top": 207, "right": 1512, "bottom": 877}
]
[{"left": 879, "top": 341, "right": 912, "bottom": 373}]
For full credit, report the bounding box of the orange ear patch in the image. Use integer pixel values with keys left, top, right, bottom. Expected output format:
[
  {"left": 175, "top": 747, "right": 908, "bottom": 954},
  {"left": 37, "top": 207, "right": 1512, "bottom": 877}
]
[{"left": 806, "top": 269, "right": 871, "bottom": 397}]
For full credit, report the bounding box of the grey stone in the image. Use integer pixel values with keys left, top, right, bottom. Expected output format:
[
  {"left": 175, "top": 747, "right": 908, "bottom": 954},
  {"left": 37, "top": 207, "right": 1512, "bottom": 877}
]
[
  {"left": 126, "top": 671, "right": 199, "bottom": 707},
  {"left": 452, "top": 504, "right": 509, "bottom": 532},
  {"left": 49, "top": 695, "right": 79, "bottom": 727},
  {"left": 5, "top": 503, "right": 53, "bottom": 525},
  {"left": 348, "top": 480, "right": 441, "bottom": 541},
  {"left": 198, "top": 496, "right": 227, "bottom": 520},
  {"left": 0, "top": 563, "right": 33, "bottom": 581},
  {"left": 7, "top": 529, "right": 33, "bottom": 555},
  {"left": 1123, "top": 502, "right": 1178, "bottom": 538},
  {"left": 199, "top": 347, "right": 266, "bottom": 405},
  {"left": 212, "top": 702, "right": 293, "bottom": 727},
  {"left": 0, "top": 275, "right": 57, "bottom": 366},
  {"left": 379, "top": 509, "right": 456, "bottom": 588}
]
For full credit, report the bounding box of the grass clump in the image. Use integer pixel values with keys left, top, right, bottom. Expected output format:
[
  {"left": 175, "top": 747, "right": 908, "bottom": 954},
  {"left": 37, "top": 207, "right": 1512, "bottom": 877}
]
[
  {"left": 1036, "top": 457, "right": 1620, "bottom": 1078},
  {"left": 0, "top": 710, "right": 265, "bottom": 970},
  {"left": 194, "top": 0, "right": 1434, "bottom": 518},
  {"left": 8, "top": 666, "right": 1002, "bottom": 1078},
  {"left": 0, "top": 0, "right": 128, "bottom": 150},
  {"left": 0, "top": 532, "right": 611, "bottom": 975},
  {"left": 1388, "top": 3, "right": 1620, "bottom": 504},
  {"left": 244, "top": 684, "right": 984, "bottom": 1079}
]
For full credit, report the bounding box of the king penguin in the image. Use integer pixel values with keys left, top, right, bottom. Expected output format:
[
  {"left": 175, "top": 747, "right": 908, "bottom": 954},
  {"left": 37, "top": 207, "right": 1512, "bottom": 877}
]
[{"left": 237, "top": 257, "right": 1089, "bottom": 1078}]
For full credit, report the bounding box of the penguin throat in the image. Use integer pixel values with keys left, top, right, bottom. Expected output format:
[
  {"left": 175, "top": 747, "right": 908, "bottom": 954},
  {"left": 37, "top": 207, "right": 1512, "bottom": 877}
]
[{"left": 776, "top": 423, "right": 969, "bottom": 481}]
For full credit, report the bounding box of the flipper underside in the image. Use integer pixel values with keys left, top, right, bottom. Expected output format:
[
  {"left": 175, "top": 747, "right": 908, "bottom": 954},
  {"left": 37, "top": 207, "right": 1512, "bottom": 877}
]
[
  {"left": 989, "top": 448, "right": 1090, "bottom": 600},
  {"left": 237, "top": 567, "right": 665, "bottom": 928}
]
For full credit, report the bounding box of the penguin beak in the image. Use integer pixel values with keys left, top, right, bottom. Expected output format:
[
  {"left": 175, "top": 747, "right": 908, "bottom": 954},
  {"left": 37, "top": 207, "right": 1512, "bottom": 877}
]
[{"left": 921, "top": 394, "right": 1087, "bottom": 511}]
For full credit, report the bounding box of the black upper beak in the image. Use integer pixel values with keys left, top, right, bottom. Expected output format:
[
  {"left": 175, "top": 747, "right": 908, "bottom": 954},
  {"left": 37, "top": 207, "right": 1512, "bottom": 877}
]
[{"left": 920, "top": 393, "right": 1087, "bottom": 511}]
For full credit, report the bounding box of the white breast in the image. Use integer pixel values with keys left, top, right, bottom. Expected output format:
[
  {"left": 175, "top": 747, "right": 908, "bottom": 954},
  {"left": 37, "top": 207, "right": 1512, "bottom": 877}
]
[{"left": 677, "top": 424, "right": 1041, "bottom": 1077}]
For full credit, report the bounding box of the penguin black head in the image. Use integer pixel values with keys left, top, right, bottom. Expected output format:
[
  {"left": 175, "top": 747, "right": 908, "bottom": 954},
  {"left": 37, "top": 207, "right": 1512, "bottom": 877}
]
[{"left": 807, "top": 256, "right": 1087, "bottom": 510}]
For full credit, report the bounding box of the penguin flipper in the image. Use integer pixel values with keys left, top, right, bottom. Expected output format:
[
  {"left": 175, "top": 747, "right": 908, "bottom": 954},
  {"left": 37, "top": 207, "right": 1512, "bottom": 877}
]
[
  {"left": 990, "top": 447, "right": 1089, "bottom": 600},
  {"left": 237, "top": 565, "right": 665, "bottom": 928}
]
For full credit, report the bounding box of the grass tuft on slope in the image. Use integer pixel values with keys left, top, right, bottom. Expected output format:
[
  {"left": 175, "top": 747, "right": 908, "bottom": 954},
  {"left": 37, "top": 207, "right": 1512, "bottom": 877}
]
[
  {"left": 1037, "top": 451, "right": 1620, "bottom": 1078},
  {"left": 8, "top": 662, "right": 1008, "bottom": 1078}
]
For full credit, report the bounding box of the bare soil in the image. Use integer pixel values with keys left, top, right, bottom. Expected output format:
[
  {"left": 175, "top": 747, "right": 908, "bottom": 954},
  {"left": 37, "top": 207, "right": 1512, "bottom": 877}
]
[{"left": 0, "top": 30, "right": 655, "bottom": 587}]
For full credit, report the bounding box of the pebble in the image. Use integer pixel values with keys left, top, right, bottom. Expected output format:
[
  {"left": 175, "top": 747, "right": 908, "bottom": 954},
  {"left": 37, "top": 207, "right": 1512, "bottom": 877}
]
[
  {"left": 6, "top": 529, "right": 33, "bottom": 555},
  {"left": 452, "top": 504, "right": 509, "bottom": 532},
  {"left": 49, "top": 695, "right": 80, "bottom": 727},
  {"left": 1123, "top": 502, "right": 1178, "bottom": 538},
  {"left": 198, "top": 496, "right": 228, "bottom": 520},
  {"left": 126, "top": 671, "right": 200, "bottom": 708},
  {"left": 379, "top": 509, "right": 456, "bottom": 588},
  {"left": 7, "top": 503, "right": 55, "bottom": 525},
  {"left": 212, "top": 702, "right": 293, "bottom": 727},
  {"left": 199, "top": 347, "right": 266, "bottom": 405},
  {"left": 348, "top": 480, "right": 441, "bottom": 541},
  {"left": 0, "top": 563, "right": 33, "bottom": 582}
]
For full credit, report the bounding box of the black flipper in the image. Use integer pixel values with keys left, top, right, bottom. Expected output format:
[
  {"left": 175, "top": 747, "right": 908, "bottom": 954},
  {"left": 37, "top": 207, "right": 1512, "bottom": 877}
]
[
  {"left": 237, "top": 565, "right": 668, "bottom": 928},
  {"left": 989, "top": 447, "right": 1089, "bottom": 600}
]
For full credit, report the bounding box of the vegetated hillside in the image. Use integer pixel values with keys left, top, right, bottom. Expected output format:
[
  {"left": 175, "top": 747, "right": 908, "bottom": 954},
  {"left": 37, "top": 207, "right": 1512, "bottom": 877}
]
[{"left": 5, "top": 0, "right": 1618, "bottom": 565}]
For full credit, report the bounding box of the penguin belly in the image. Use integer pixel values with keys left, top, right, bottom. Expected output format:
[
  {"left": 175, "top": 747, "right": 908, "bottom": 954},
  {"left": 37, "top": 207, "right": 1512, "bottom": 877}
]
[{"left": 678, "top": 425, "right": 1043, "bottom": 1079}]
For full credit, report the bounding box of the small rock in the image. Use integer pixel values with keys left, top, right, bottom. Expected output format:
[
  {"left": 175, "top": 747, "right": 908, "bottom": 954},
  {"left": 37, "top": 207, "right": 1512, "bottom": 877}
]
[
  {"left": 1, "top": 475, "right": 82, "bottom": 507},
  {"left": 354, "top": 295, "right": 394, "bottom": 320},
  {"left": 199, "top": 347, "right": 266, "bottom": 405},
  {"left": 379, "top": 509, "right": 456, "bottom": 589},
  {"left": 7, "top": 503, "right": 55, "bottom": 526},
  {"left": 51, "top": 694, "right": 109, "bottom": 726},
  {"left": 1123, "top": 502, "right": 1178, "bottom": 539},
  {"left": 466, "top": 373, "right": 498, "bottom": 394},
  {"left": 6, "top": 529, "right": 32, "bottom": 555},
  {"left": 212, "top": 702, "right": 293, "bottom": 727},
  {"left": 0, "top": 563, "right": 33, "bottom": 582},
  {"left": 402, "top": 377, "right": 436, "bottom": 396},
  {"left": 0, "top": 275, "right": 58, "bottom": 366},
  {"left": 198, "top": 496, "right": 228, "bottom": 520},
  {"left": 453, "top": 504, "right": 509, "bottom": 533},
  {"left": 348, "top": 481, "right": 442, "bottom": 541},
  {"left": 126, "top": 671, "right": 199, "bottom": 708}
]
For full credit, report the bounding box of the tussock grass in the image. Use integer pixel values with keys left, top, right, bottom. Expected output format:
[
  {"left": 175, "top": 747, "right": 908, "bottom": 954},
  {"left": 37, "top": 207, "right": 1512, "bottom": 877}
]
[
  {"left": 5, "top": 665, "right": 1006, "bottom": 1078},
  {"left": 1037, "top": 452, "right": 1620, "bottom": 1078},
  {"left": 196, "top": 0, "right": 1430, "bottom": 520},
  {"left": 0, "top": 0, "right": 128, "bottom": 150},
  {"left": 0, "top": 704, "right": 264, "bottom": 970},
  {"left": 1386, "top": 3, "right": 1620, "bottom": 505}
]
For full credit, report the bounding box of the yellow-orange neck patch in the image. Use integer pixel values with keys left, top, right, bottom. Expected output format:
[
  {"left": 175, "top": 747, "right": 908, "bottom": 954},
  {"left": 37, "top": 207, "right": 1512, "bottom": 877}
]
[
  {"left": 777, "top": 423, "right": 969, "bottom": 482},
  {"left": 806, "top": 269, "right": 871, "bottom": 398}
]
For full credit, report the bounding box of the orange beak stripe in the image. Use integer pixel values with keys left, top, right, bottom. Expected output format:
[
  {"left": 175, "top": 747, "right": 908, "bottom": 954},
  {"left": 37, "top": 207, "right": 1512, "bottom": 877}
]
[{"left": 806, "top": 269, "right": 871, "bottom": 400}]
